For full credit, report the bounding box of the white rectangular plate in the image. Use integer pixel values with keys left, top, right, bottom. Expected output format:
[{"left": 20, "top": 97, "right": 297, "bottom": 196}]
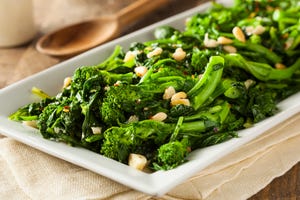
[{"left": 1, "top": 0, "right": 300, "bottom": 196}]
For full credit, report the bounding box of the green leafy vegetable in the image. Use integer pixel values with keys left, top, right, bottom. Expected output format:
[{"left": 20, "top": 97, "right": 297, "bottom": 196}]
[{"left": 9, "top": 0, "right": 300, "bottom": 171}]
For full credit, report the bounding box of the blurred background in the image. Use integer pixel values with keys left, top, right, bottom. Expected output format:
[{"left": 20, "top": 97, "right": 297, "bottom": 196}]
[{"left": 0, "top": 0, "right": 205, "bottom": 87}]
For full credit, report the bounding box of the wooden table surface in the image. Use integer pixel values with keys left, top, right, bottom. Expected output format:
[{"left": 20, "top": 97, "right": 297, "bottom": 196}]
[{"left": 0, "top": 0, "right": 299, "bottom": 199}]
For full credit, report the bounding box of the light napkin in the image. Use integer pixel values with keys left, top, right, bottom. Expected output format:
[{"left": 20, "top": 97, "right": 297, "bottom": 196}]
[{"left": 1, "top": 113, "right": 300, "bottom": 200}]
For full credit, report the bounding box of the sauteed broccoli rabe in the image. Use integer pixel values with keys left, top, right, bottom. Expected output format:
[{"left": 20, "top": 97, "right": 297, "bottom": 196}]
[{"left": 9, "top": 0, "right": 300, "bottom": 171}]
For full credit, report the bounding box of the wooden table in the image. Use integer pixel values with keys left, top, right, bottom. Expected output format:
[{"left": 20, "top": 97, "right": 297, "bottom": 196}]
[{"left": 0, "top": 0, "right": 299, "bottom": 199}]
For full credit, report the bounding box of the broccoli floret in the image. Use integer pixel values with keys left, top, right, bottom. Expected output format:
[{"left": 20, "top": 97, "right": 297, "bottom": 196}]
[
  {"left": 100, "top": 126, "right": 140, "bottom": 163},
  {"left": 71, "top": 63, "right": 135, "bottom": 100},
  {"left": 100, "top": 84, "right": 143, "bottom": 126},
  {"left": 100, "top": 83, "right": 168, "bottom": 126},
  {"left": 153, "top": 138, "right": 190, "bottom": 170},
  {"left": 100, "top": 120, "right": 172, "bottom": 163},
  {"left": 101, "top": 100, "right": 126, "bottom": 126},
  {"left": 37, "top": 102, "right": 61, "bottom": 139}
]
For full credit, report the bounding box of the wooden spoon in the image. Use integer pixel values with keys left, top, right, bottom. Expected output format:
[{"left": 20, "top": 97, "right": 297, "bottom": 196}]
[{"left": 36, "top": 0, "right": 169, "bottom": 56}]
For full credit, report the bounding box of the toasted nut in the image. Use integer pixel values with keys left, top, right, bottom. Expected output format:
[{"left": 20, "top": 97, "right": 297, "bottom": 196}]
[
  {"left": 171, "top": 91, "right": 187, "bottom": 101},
  {"left": 63, "top": 106, "right": 70, "bottom": 113},
  {"left": 245, "top": 26, "right": 254, "bottom": 36},
  {"left": 223, "top": 45, "right": 237, "bottom": 53},
  {"left": 275, "top": 63, "right": 286, "bottom": 69},
  {"left": 127, "top": 115, "right": 139, "bottom": 123},
  {"left": 217, "top": 36, "right": 233, "bottom": 45},
  {"left": 245, "top": 25, "right": 266, "bottom": 35},
  {"left": 134, "top": 66, "right": 148, "bottom": 77},
  {"left": 204, "top": 33, "right": 218, "bottom": 48},
  {"left": 22, "top": 120, "right": 37, "bottom": 128},
  {"left": 123, "top": 51, "right": 135, "bottom": 62},
  {"left": 113, "top": 80, "right": 122, "bottom": 86},
  {"left": 147, "top": 47, "right": 163, "bottom": 58},
  {"left": 172, "top": 47, "right": 186, "bottom": 61},
  {"left": 91, "top": 127, "right": 102, "bottom": 134},
  {"left": 232, "top": 26, "right": 246, "bottom": 42},
  {"left": 171, "top": 98, "right": 190, "bottom": 106},
  {"left": 63, "top": 77, "right": 72, "bottom": 88},
  {"left": 150, "top": 112, "right": 168, "bottom": 122},
  {"left": 163, "top": 86, "right": 176, "bottom": 100},
  {"left": 244, "top": 79, "right": 255, "bottom": 89},
  {"left": 128, "top": 153, "right": 147, "bottom": 171},
  {"left": 252, "top": 25, "right": 266, "bottom": 35}
]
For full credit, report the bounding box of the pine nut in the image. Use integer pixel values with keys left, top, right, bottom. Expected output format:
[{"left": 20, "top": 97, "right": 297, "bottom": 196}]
[
  {"left": 172, "top": 47, "right": 186, "bottom": 61},
  {"left": 245, "top": 26, "right": 254, "bottom": 36},
  {"left": 252, "top": 25, "right": 266, "bottom": 35},
  {"left": 22, "top": 120, "right": 37, "bottom": 128},
  {"left": 113, "top": 80, "right": 122, "bottom": 86},
  {"left": 223, "top": 45, "right": 237, "bottom": 53},
  {"left": 147, "top": 47, "right": 163, "bottom": 58},
  {"left": 127, "top": 115, "right": 139, "bottom": 123},
  {"left": 171, "top": 91, "right": 187, "bottom": 101},
  {"left": 150, "top": 112, "right": 168, "bottom": 121},
  {"left": 204, "top": 33, "right": 218, "bottom": 48},
  {"left": 134, "top": 66, "right": 148, "bottom": 77},
  {"left": 91, "top": 127, "right": 102, "bottom": 134},
  {"left": 170, "top": 98, "right": 190, "bottom": 106},
  {"left": 245, "top": 25, "right": 266, "bottom": 35},
  {"left": 63, "top": 106, "right": 70, "bottom": 113},
  {"left": 244, "top": 79, "right": 255, "bottom": 89},
  {"left": 63, "top": 77, "right": 72, "bottom": 88},
  {"left": 128, "top": 153, "right": 147, "bottom": 171},
  {"left": 163, "top": 86, "right": 176, "bottom": 100},
  {"left": 217, "top": 36, "right": 233, "bottom": 45},
  {"left": 123, "top": 51, "right": 135, "bottom": 62},
  {"left": 232, "top": 26, "right": 246, "bottom": 42},
  {"left": 198, "top": 74, "right": 204, "bottom": 79},
  {"left": 275, "top": 63, "right": 286, "bottom": 69}
]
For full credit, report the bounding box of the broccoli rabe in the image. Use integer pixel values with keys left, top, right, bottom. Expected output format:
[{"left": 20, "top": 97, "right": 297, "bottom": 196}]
[
  {"left": 99, "top": 100, "right": 233, "bottom": 169},
  {"left": 100, "top": 120, "right": 171, "bottom": 163},
  {"left": 9, "top": 0, "right": 300, "bottom": 172},
  {"left": 224, "top": 53, "right": 300, "bottom": 81},
  {"left": 188, "top": 56, "right": 224, "bottom": 110},
  {"left": 100, "top": 81, "right": 175, "bottom": 126},
  {"left": 153, "top": 138, "right": 190, "bottom": 171}
]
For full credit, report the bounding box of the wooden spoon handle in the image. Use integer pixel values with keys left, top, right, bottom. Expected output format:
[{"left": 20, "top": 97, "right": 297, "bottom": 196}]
[{"left": 117, "top": 0, "right": 170, "bottom": 26}]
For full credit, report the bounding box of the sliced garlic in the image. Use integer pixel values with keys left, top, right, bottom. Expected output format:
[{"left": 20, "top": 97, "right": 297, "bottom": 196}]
[{"left": 128, "top": 153, "right": 147, "bottom": 171}]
